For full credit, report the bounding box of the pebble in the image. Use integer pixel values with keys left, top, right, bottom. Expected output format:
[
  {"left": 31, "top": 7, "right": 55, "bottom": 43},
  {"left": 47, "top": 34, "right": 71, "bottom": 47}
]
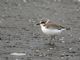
[
  {"left": 61, "top": 41, "right": 65, "bottom": 43},
  {"left": 49, "top": 48, "right": 53, "bottom": 50},
  {"left": 35, "top": 50, "right": 40, "bottom": 52},
  {"left": 10, "top": 52, "right": 26, "bottom": 56},
  {"left": 47, "top": 50, "right": 50, "bottom": 52},
  {"left": 39, "top": 54, "right": 43, "bottom": 57},
  {"left": 69, "top": 47, "right": 72, "bottom": 50},
  {"left": 61, "top": 57, "right": 64, "bottom": 59}
]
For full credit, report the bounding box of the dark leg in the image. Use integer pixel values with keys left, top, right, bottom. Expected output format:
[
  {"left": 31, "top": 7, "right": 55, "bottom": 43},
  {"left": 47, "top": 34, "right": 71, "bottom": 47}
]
[
  {"left": 49, "top": 35, "right": 56, "bottom": 45},
  {"left": 49, "top": 36, "right": 52, "bottom": 44}
]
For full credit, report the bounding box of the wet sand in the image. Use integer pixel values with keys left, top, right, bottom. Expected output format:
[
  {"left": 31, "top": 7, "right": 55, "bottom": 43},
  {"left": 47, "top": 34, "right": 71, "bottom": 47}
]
[{"left": 0, "top": 0, "right": 80, "bottom": 60}]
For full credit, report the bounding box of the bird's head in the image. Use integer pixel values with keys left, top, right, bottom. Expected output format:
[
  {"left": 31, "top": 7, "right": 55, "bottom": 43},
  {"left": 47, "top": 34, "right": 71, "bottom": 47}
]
[{"left": 36, "top": 18, "right": 50, "bottom": 26}]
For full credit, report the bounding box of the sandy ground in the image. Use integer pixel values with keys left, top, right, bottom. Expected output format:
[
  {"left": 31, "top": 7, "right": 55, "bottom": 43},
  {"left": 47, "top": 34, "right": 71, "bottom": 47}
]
[{"left": 0, "top": 0, "right": 80, "bottom": 60}]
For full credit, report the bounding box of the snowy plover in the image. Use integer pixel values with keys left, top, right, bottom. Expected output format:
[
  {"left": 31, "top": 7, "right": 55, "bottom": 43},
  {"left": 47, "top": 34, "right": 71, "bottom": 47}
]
[{"left": 37, "top": 18, "right": 70, "bottom": 45}]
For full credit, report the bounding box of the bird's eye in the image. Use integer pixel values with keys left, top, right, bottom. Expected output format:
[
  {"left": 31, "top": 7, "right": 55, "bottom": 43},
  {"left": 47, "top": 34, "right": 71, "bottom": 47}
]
[{"left": 41, "top": 22, "right": 45, "bottom": 23}]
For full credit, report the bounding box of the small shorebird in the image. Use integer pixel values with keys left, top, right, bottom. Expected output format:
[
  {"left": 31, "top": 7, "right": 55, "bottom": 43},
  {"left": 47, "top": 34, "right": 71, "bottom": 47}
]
[{"left": 37, "top": 18, "right": 70, "bottom": 45}]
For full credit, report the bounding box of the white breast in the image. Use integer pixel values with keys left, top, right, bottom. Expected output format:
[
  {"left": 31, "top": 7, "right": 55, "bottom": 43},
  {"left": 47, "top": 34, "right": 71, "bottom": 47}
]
[{"left": 40, "top": 25, "right": 65, "bottom": 35}]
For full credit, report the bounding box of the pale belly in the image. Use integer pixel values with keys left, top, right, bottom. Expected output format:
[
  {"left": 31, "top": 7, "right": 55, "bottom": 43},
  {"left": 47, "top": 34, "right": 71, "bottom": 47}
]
[{"left": 41, "top": 27, "right": 65, "bottom": 35}]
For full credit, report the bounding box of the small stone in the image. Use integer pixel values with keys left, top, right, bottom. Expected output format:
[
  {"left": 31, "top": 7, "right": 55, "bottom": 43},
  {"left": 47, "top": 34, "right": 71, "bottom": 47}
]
[
  {"left": 10, "top": 52, "right": 26, "bottom": 56},
  {"left": 63, "top": 52, "right": 66, "bottom": 54},
  {"left": 61, "top": 57, "right": 64, "bottom": 59},
  {"left": 76, "top": 9, "right": 79, "bottom": 11},
  {"left": 47, "top": 50, "right": 50, "bottom": 51},
  {"left": 28, "top": 19, "right": 31, "bottom": 22},
  {"left": 61, "top": 53, "right": 65, "bottom": 56},
  {"left": 35, "top": 50, "right": 39, "bottom": 52},
  {"left": 69, "top": 47, "right": 72, "bottom": 50},
  {"left": 39, "top": 54, "right": 43, "bottom": 57},
  {"left": 61, "top": 41, "right": 65, "bottom": 43},
  {"left": 49, "top": 48, "right": 53, "bottom": 50}
]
